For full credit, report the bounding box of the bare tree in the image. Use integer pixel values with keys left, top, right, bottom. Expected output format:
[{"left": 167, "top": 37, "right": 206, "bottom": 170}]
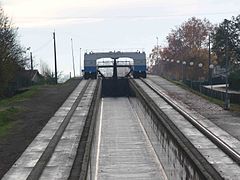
[
  {"left": 40, "top": 61, "right": 63, "bottom": 84},
  {"left": 0, "top": 6, "right": 27, "bottom": 96}
]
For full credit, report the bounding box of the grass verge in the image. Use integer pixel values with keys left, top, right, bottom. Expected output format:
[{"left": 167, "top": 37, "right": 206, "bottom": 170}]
[
  {"left": 0, "top": 85, "right": 40, "bottom": 107},
  {"left": 0, "top": 107, "right": 19, "bottom": 137},
  {"left": 0, "top": 85, "right": 40, "bottom": 137}
]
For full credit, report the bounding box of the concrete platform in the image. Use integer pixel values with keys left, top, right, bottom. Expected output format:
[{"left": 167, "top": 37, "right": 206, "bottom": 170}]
[{"left": 204, "top": 84, "right": 240, "bottom": 94}]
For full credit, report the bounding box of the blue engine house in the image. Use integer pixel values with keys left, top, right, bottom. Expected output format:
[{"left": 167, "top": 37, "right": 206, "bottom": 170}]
[{"left": 83, "top": 51, "right": 147, "bottom": 79}]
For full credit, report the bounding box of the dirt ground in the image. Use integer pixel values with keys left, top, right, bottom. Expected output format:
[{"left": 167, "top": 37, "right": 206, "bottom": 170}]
[{"left": 0, "top": 78, "right": 81, "bottom": 178}]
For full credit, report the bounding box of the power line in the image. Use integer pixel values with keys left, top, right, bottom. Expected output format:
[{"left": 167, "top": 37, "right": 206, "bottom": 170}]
[
  {"left": 14, "top": 10, "right": 240, "bottom": 20},
  {"left": 32, "top": 39, "right": 52, "bottom": 53}
]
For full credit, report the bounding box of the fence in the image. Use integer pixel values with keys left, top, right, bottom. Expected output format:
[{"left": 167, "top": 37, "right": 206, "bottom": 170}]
[{"left": 184, "top": 80, "right": 240, "bottom": 104}]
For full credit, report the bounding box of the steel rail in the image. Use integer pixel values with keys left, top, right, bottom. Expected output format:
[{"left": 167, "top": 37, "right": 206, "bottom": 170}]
[
  {"left": 140, "top": 78, "right": 240, "bottom": 165},
  {"left": 27, "top": 79, "right": 92, "bottom": 180}
]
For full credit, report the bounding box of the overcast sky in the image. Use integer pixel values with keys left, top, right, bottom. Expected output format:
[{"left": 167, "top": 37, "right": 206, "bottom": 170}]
[{"left": 2, "top": 0, "right": 240, "bottom": 77}]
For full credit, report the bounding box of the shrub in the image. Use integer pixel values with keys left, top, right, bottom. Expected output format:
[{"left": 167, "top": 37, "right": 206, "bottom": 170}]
[{"left": 229, "top": 70, "right": 240, "bottom": 90}]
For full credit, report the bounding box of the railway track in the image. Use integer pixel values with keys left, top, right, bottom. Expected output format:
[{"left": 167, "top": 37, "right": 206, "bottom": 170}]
[
  {"left": 130, "top": 78, "right": 240, "bottom": 179},
  {"left": 4, "top": 76, "right": 240, "bottom": 179},
  {"left": 3, "top": 79, "right": 101, "bottom": 180},
  {"left": 140, "top": 78, "right": 240, "bottom": 165}
]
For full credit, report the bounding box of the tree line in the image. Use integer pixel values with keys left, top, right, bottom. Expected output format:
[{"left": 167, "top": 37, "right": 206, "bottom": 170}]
[
  {"left": 0, "top": 6, "right": 60, "bottom": 98},
  {"left": 0, "top": 7, "right": 29, "bottom": 97},
  {"left": 150, "top": 16, "right": 240, "bottom": 90}
]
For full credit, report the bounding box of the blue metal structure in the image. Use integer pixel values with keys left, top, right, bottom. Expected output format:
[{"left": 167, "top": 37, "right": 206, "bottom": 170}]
[{"left": 83, "top": 51, "right": 146, "bottom": 79}]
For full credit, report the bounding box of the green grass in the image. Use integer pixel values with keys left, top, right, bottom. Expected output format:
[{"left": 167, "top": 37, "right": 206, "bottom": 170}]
[
  {"left": 0, "top": 85, "right": 40, "bottom": 107},
  {"left": 0, "top": 107, "right": 19, "bottom": 137},
  {"left": 0, "top": 85, "right": 41, "bottom": 137},
  {"left": 0, "top": 78, "right": 76, "bottom": 137}
]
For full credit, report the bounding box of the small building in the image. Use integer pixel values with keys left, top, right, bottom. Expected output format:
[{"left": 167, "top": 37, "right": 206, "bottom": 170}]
[
  {"left": 3, "top": 69, "right": 44, "bottom": 97},
  {"left": 16, "top": 69, "right": 44, "bottom": 87}
]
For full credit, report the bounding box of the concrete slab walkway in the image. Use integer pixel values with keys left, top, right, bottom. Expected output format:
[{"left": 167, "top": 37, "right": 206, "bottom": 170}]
[{"left": 95, "top": 98, "right": 167, "bottom": 180}]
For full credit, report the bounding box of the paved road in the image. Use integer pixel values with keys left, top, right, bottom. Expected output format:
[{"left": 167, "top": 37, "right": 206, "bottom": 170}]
[
  {"left": 148, "top": 75, "right": 240, "bottom": 140},
  {"left": 95, "top": 98, "right": 166, "bottom": 180}
]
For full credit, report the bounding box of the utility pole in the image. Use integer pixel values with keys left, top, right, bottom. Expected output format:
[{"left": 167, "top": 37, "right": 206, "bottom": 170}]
[
  {"left": 53, "top": 31, "right": 58, "bottom": 84},
  {"left": 113, "top": 58, "right": 118, "bottom": 79},
  {"left": 71, "top": 38, "right": 76, "bottom": 77},
  {"left": 156, "top": 36, "right": 159, "bottom": 61},
  {"left": 30, "top": 52, "right": 33, "bottom": 71},
  {"left": 79, "top": 48, "right": 82, "bottom": 77},
  {"left": 208, "top": 34, "right": 211, "bottom": 83},
  {"left": 224, "top": 19, "right": 230, "bottom": 110},
  {"left": 156, "top": 36, "right": 159, "bottom": 72}
]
